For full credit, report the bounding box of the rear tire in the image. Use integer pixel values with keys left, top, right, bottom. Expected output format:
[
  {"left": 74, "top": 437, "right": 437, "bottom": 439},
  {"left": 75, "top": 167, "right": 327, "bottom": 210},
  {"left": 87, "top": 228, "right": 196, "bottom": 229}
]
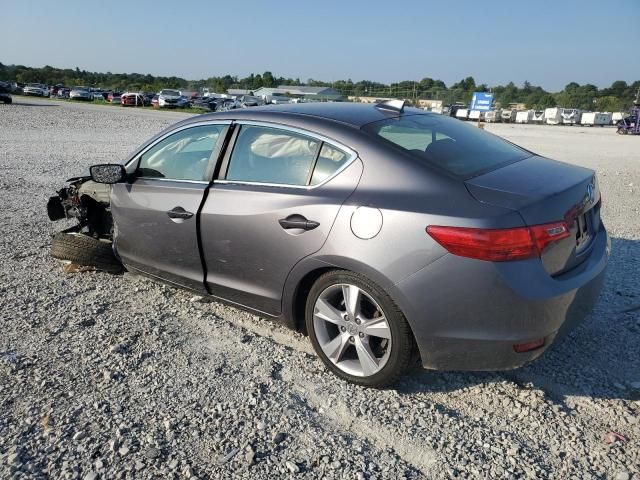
[
  {"left": 50, "top": 232, "right": 123, "bottom": 273},
  {"left": 305, "top": 270, "right": 415, "bottom": 388}
]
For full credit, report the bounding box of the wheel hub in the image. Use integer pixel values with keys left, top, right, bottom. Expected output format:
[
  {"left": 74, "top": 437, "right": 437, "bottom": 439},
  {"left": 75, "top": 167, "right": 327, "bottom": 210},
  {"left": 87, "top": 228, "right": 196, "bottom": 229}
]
[{"left": 312, "top": 283, "right": 392, "bottom": 377}]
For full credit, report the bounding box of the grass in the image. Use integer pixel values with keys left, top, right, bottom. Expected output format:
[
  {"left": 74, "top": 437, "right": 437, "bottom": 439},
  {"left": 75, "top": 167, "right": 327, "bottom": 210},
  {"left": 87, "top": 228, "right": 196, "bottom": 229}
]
[{"left": 22, "top": 94, "right": 201, "bottom": 115}]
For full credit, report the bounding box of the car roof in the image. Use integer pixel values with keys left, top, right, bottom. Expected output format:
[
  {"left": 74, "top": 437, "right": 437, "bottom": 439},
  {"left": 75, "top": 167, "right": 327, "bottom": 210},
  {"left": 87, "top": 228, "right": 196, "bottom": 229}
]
[{"left": 193, "top": 102, "right": 429, "bottom": 129}]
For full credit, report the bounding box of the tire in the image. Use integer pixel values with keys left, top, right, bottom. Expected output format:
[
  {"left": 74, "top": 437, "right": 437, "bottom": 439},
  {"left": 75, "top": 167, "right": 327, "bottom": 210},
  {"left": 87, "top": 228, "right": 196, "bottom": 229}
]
[
  {"left": 50, "top": 232, "right": 123, "bottom": 273},
  {"left": 305, "top": 270, "right": 416, "bottom": 388}
]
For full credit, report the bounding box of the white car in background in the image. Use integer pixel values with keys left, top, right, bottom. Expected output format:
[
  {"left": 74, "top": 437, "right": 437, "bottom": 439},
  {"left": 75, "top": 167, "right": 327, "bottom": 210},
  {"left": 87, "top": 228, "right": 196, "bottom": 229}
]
[
  {"left": 158, "top": 89, "right": 190, "bottom": 108},
  {"left": 23, "top": 83, "right": 50, "bottom": 97},
  {"left": 69, "top": 87, "right": 94, "bottom": 101}
]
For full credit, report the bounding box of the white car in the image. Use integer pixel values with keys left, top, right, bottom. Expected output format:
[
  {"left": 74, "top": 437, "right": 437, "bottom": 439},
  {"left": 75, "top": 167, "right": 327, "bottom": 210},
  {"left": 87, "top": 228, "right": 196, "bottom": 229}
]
[
  {"left": 158, "top": 89, "right": 190, "bottom": 108},
  {"left": 69, "top": 87, "right": 94, "bottom": 101},
  {"left": 23, "top": 83, "right": 50, "bottom": 97}
]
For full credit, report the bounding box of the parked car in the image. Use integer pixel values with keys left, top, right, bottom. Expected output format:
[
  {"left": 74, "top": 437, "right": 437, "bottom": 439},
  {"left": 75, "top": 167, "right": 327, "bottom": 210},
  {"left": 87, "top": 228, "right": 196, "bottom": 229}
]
[
  {"left": 238, "top": 95, "right": 263, "bottom": 107},
  {"left": 142, "top": 92, "right": 156, "bottom": 106},
  {"left": 91, "top": 89, "right": 106, "bottom": 101},
  {"left": 191, "top": 96, "right": 218, "bottom": 111},
  {"left": 158, "top": 89, "right": 190, "bottom": 108},
  {"left": 47, "top": 101, "right": 608, "bottom": 387},
  {"left": 107, "top": 92, "right": 122, "bottom": 103},
  {"left": 121, "top": 92, "right": 145, "bottom": 106},
  {"left": 49, "top": 84, "right": 64, "bottom": 97},
  {"left": 69, "top": 87, "right": 94, "bottom": 101},
  {"left": 8, "top": 82, "right": 23, "bottom": 94},
  {"left": 57, "top": 88, "right": 71, "bottom": 99},
  {"left": 0, "top": 82, "right": 12, "bottom": 104},
  {"left": 23, "top": 83, "right": 50, "bottom": 97},
  {"left": 150, "top": 95, "right": 159, "bottom": 108}
]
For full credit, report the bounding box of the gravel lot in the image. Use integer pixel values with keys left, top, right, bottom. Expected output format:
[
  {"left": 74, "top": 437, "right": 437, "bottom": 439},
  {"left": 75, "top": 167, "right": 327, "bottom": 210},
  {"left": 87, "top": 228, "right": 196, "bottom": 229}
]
[{"left": 1, "top": 98, "right": 638, "bottom": 480}]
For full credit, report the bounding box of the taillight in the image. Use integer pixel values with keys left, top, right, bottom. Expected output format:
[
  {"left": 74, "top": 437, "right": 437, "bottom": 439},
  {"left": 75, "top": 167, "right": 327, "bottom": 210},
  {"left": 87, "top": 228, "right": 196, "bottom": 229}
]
[
  {"left": 513, "top": 338, "right": 545, "bottom": 353},
  {"left": 426, "top": 222, "right": 570, "bottom": 262}
]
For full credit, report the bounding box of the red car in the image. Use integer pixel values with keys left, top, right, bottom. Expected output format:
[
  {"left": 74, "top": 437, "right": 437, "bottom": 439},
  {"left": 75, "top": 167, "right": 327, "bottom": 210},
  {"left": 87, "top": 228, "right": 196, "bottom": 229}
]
[{"left": 121, "top": 92, "right": 145, "bottom": 107}]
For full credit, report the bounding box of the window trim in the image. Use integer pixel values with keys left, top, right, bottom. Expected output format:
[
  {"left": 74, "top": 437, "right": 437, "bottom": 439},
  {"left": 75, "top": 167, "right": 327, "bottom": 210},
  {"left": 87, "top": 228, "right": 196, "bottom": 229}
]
[
  {"left": 125, "top": 120, "right": 232, "bottom": 184},
  {"left": 215, "top": 121, "right": 358, "bottom": 190}
]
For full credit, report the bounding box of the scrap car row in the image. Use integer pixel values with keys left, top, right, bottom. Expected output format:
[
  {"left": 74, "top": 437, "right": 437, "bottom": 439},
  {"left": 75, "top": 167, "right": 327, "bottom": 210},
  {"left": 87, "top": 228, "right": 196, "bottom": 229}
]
[
  {"left": 1, "top": 81, "right": 637, "bottom": 133},
  {"left": 0, "top": 81, "right": 270, "bottom": 112}
]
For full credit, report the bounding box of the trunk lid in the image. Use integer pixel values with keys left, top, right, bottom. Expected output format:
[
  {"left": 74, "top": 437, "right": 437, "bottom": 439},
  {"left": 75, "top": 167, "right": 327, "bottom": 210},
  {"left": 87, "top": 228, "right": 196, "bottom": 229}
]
[{"left": 465, "top": 155, "right": 601, "bottom": 275}]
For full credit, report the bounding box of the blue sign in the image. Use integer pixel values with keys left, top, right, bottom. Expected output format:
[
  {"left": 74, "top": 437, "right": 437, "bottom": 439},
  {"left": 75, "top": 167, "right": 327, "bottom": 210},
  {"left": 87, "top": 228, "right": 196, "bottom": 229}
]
[{"left": 470, "top": 92, "right": 493, "bottom": 111}]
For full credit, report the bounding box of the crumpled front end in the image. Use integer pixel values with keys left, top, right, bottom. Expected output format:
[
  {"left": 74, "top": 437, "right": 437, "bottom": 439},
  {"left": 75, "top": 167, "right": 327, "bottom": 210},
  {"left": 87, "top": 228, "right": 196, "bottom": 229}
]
[{"left": 47, "top": 178, "right": 113, "bottom": 239}]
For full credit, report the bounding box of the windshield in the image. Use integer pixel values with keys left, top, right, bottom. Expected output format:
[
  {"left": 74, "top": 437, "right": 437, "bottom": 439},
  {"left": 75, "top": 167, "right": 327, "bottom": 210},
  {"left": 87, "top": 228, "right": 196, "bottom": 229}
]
[
  {"left": 362, "top": 114, "right": 531, "bottom": 178},
  {"left": 160, "top": 90, "right": 180, "bottom": 96},
  {"left": 73, "top": 86, "right": 88, "bottom": 91}
]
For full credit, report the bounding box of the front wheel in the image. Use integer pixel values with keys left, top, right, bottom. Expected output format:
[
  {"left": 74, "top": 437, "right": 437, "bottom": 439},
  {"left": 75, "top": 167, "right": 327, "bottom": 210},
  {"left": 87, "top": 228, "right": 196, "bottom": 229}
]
[
  {"left": 50, "top": 232, "right": 123, "bottom": 273},
  {"left": 305, "top": 271, "right": 416, "bottom": 388}
]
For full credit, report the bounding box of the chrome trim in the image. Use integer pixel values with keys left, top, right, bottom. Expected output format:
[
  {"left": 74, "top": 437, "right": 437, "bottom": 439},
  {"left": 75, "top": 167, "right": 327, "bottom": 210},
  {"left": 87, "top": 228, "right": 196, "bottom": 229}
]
[
  {"left": 216, "top": 120, "right": 358, "bottom": 190},
  {"left": 134, "top": 177, "right": 209, "bottom": 185},
  {"left": 214, "top": 179, "right": 313, "bottom": 190}
]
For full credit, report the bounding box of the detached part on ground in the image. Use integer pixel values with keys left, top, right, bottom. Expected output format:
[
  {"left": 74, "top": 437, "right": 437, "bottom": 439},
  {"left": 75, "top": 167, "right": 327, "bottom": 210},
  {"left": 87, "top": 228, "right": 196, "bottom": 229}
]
[{"left": 47, "top": 178, "right": 122, "bottom": 274}]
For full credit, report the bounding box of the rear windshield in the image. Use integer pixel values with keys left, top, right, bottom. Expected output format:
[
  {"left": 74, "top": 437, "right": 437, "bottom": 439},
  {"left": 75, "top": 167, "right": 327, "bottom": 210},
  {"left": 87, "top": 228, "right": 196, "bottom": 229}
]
[{"left": 362, "top": 114, "right": 530, "bottom": 178}]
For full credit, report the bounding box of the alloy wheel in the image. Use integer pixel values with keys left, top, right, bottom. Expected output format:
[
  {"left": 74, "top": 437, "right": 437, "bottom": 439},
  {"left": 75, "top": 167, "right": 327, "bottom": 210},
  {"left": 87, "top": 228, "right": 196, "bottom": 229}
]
[{"left": 312, "top": 283, "right": 392, "bottom": 377}]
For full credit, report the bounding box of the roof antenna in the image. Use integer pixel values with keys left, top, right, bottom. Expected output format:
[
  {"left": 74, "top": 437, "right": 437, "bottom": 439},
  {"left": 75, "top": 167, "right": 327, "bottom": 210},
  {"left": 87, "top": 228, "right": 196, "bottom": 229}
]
[{"left": 375, "top": 99, "right": 406, "bottom": 113}]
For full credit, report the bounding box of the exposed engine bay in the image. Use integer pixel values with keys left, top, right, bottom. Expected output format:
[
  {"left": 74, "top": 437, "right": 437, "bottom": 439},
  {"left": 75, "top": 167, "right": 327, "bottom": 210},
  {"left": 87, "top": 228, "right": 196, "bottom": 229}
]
[{"left": 46, "top": 177, "right": 113, "bottom": 239}]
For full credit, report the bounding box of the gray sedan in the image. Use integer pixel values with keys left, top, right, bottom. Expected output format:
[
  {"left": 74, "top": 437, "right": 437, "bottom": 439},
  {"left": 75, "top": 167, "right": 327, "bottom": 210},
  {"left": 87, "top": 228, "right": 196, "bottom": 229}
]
[
  {"left": 48, "top": 101, "right": 609, "bottom": 387},
  {"left": 69, "top": 87, "right": 94, "bottom": 101}
]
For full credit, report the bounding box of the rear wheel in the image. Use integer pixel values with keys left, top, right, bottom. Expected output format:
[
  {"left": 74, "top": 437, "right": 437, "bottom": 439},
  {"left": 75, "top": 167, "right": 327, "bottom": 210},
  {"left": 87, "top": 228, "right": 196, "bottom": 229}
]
[
  {"left": 305, "top": 270, "right": 415, "bottom": 387},
  {"left": 50, "top": 232, "right": 123, "bottom": 273}
]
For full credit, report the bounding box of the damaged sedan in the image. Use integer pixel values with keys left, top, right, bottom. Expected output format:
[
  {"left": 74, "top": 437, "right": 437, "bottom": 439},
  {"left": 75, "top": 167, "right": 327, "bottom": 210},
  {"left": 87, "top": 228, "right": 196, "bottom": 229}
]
[{"left": 48, "top": 101, "right": 609, "bottom": 387}]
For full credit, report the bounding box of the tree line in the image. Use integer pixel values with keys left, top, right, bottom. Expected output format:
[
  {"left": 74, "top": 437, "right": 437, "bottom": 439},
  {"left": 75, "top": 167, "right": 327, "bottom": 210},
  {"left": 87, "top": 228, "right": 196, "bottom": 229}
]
[{"left": 1, "top": 62, "right": 638, "bottom": 111}]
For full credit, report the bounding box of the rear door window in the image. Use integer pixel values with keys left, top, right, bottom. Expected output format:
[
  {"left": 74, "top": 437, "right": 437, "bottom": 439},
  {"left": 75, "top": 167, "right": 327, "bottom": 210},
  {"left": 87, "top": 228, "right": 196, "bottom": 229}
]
[
  {"left": 224, "top": 125, "right": 353, "bottom": 186},
  {"left": 226, "top": 125, "right": 320, "bottom": 185},
  {"left": 309, "top": 144, "right": 350, "bottom": 185},
  {"left": 362, "top": 114, "right": 530, "bottom": 178}
]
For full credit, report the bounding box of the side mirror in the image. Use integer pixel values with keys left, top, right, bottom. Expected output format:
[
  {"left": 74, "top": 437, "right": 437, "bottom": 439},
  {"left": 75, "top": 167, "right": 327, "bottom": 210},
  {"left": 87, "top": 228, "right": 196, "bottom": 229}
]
[{"left": 89, "top": 164, "right": 126, "bottom": 184}]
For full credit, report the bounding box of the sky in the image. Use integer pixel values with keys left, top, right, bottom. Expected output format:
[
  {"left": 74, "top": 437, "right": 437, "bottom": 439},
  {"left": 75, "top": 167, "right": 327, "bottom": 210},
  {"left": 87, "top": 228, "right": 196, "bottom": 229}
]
[{"left": 1, "top": 0, "right": 639, "bottom": 91}]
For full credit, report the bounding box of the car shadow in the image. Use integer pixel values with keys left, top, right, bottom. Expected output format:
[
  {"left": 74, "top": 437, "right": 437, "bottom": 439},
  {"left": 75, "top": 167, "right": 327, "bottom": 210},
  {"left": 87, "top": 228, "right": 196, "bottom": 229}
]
[{"left": 397, "top": 236, "right": 639, "bottom": 404}]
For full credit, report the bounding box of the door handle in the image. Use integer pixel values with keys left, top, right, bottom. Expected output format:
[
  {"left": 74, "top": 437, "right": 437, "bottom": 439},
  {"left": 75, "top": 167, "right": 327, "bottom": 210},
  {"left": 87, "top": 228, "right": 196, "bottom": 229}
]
[
  {"left": 279, "top": 217, "right": 320, "bottom": 231},
  {"left": 167, "top": 207, "right": 194, "bottom": 219}
]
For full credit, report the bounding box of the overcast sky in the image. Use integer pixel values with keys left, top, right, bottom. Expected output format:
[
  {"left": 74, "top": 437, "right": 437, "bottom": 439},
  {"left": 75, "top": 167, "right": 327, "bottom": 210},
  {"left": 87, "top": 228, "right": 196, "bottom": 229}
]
[{"left": 2, "top": 0, "right": 639, "bottom": 91}]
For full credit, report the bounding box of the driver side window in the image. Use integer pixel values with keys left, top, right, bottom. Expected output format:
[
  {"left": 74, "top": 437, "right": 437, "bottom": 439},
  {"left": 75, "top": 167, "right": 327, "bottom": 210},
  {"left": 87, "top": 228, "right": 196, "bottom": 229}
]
[{"left": 137, "top": 125, "right": 225, "bottom": 181}]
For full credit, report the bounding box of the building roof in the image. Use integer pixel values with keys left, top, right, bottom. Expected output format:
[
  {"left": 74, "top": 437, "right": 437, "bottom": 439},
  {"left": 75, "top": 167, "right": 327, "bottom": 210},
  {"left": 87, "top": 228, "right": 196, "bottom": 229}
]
[
  {"left": 227, "top": 88, "right": 254, "bottom": 95},
  {"left": 253, "top": 86, "right": 342, "bottom": 97},
  {"left": 277, "top": 85, "right": 335, "bottom": 94}
]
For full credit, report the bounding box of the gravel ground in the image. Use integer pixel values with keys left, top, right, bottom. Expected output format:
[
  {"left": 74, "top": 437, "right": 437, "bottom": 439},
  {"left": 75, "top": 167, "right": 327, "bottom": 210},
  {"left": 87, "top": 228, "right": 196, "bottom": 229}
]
[{"left": 0, "top": 98, "right": 638, "bottom": 480}]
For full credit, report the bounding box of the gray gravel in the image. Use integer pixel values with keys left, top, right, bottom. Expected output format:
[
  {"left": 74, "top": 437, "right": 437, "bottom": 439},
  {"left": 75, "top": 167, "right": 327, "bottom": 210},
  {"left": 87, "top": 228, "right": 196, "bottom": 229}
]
[{"left": 0, "top": 97, "right": 638, "bottom": 479}]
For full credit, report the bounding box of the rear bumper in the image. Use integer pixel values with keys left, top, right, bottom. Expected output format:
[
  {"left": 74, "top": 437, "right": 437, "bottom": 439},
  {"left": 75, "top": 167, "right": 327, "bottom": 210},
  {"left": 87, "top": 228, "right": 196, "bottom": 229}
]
[{"left": 392, "top": 227, "right": 609, "bottom": 370}]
